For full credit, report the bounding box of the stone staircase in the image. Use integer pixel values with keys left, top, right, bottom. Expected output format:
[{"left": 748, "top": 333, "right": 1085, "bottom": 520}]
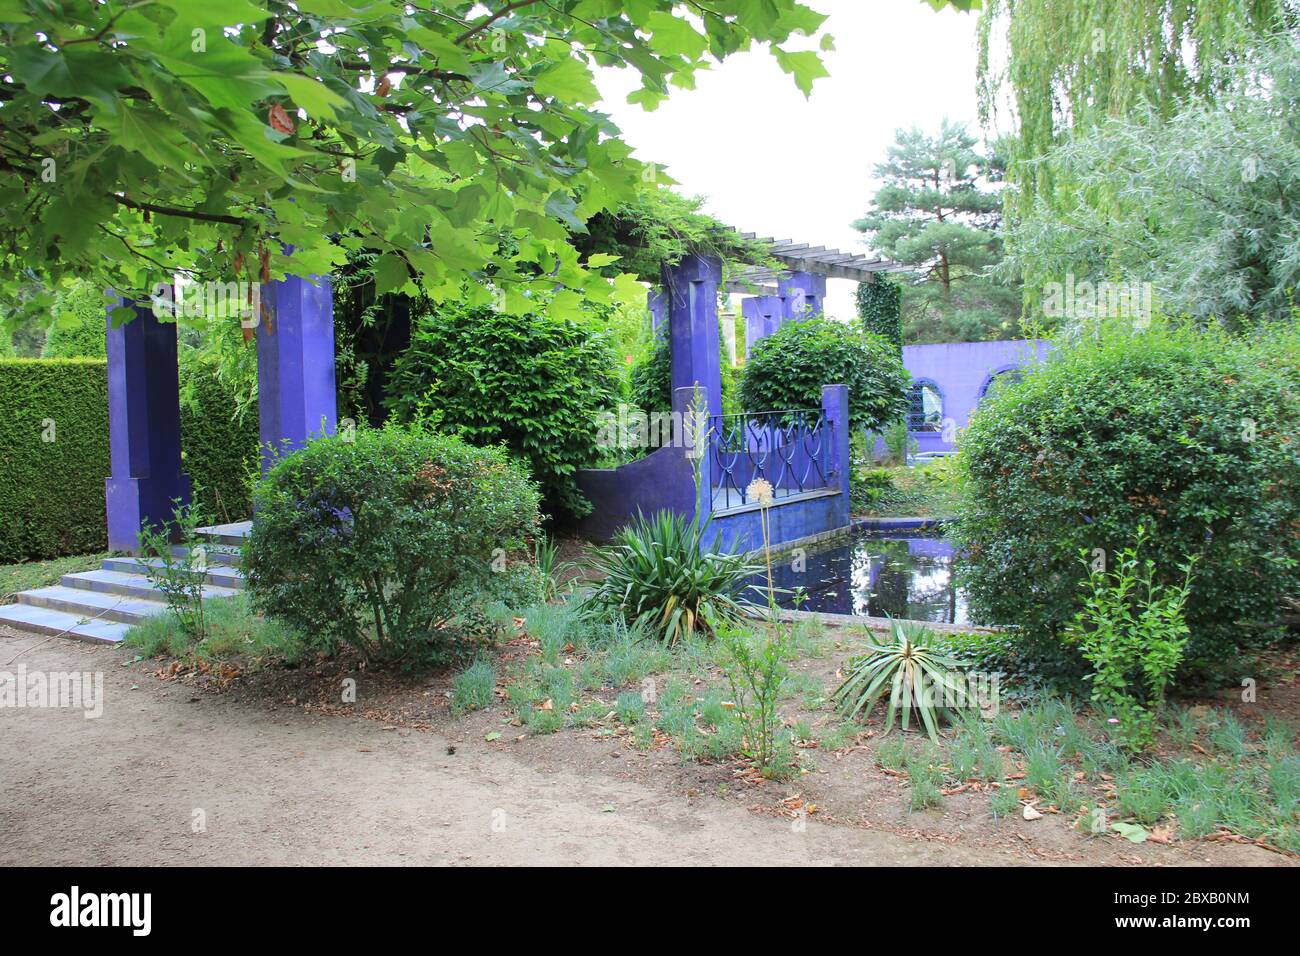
[{"left": 0, "top": 522, "right": 251, "bottom": 644}]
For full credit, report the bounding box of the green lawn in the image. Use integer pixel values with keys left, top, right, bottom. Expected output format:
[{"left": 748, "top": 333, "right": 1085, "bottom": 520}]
[{"left": 0, "top": 552, "right": 110, "bottom": 603}]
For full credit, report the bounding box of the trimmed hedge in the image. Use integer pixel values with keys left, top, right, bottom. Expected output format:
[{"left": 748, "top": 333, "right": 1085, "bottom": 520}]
[
  {"left": 0, "top": 359, "right": 110, "bottom": 563},
  {"left": 739, "top": 317, "right": 910, "bottom": 431},
  {"left": 0, "top": 358, "right": 261, "bottom": 562}
]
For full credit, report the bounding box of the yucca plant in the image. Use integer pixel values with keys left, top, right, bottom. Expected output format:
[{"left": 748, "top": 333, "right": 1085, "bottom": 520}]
[
  {"left": 533, "top": 534, "right": 574, "bottom": 601},
  {"left": 581, "top": 510, "right": 763, "bottom": 645},
  {"left": 832, "top": 619, "right": 969, "bottom": 742}
]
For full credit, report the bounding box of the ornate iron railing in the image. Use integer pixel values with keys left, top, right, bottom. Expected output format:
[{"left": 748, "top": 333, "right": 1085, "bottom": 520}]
[{"left": 708, "top": 407, "right": 832, "bottom": 511}]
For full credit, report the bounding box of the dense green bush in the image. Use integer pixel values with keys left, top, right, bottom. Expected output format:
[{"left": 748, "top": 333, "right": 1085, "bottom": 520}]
[
  {"left": 0, "top": 359, "right": 109, "bottom": 562},
  {"left": 387, "top": 303, "right": 618, "bottom": 517},
  {"left": 627, "top": 332, "right": 741, "bottom": 417},
  {"left": 179, "top": 360, "right": 259, "bottom": 523},
  {"left": 628, "top": 334, "right": 672, "bottom": 413},
  {"left": 954, "top": 319, "right": 1300, "bottom": 676},
  {"left": 740, "top": 317, "right": 910, "bottom": 431},
  {"left": 245, "top": 424, "right": 541, "bottom": 667}
]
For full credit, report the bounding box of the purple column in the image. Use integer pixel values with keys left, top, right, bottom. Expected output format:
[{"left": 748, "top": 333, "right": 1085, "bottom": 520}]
[
  {"left": 663, "top": 253, "right": 723, "bottom": 421},
  {"left": 821, "top": 384, "right": 851, "bottom": 530},
  {"left": 257, "top": 273, "right": 337, "bottom": 471},
  {"left": 105, "top": 298, "right": 191, "bottom": 552},
  {"left": 741, "top": 294, "right": 784, "bottom": 358},
  {"left": 648, "top": 287, "right": 668, "bottom": 337},
  {"left": 778, "top": 271, "right": 827, "bottom": 321}
]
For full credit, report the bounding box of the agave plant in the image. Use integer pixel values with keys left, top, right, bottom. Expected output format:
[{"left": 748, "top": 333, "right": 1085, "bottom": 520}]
[
  {"left": 581, "top": 510, "right": 763, "bottom": 645},
  {"left": 832, "top": 619, "right": 969, "bottom": 742}
]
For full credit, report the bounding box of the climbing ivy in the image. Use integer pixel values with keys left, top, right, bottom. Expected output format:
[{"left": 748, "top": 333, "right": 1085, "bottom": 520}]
[{"left": 855, "top": 276, "right": 903, "bottom": 352}]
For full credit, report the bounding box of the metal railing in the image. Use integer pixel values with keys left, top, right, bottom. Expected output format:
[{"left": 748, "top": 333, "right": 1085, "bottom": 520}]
[{"left": 708, "top": 408, "right": 832, "bottom": 511}]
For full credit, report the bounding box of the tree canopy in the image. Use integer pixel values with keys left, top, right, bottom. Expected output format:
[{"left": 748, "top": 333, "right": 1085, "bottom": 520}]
[
  {"left": 1003, "top": 37, "right": 1300, "bottom": 330},
  {"left": 976, "top": 0, "right": 1295, "bottom": 213},
  {"left": 0, "top": 0, "right": 831, "bottom": 333},
  {"left": 853, "top": 120, "right": 1020, "bottom": 343}
]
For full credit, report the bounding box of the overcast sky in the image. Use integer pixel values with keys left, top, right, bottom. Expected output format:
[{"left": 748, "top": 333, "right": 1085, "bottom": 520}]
[{"left": 596, "top": 0, "right": 984, "bottom": 320}]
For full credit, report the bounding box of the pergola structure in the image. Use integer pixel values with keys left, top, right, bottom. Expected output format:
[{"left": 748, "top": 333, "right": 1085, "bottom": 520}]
[
  {"left": 105, "top": 232, "right": 902, "bottom": 556},
  {"left": 579, "top": 239, "right": 902, "bottom": 552},
  {"left": 650, "top": 233, "right": 906, "bottom": 365},
  {"left": 105, "top": 272, "right": 336, "bottom": 552}
]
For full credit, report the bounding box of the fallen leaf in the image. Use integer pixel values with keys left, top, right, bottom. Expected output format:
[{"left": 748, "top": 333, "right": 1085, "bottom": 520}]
[
  {"left": 484, "top": 732, "right": 501, "bottom": 742},
  {"left": 1112, "top": 822, "right": 1148, "bottom": 843}
]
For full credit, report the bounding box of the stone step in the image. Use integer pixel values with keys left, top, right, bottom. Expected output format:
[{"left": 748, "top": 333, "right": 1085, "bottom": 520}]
[
  {"left": 62, "top": 569, "right": 241, "bottom": 602},
  {"left": 169, "top": 544, "right": 243, "bottom": 567},
  {"left": 16, "top": 585, "right": 170, "bottom": 625},
  {"left": 195, "top": 521, "right": 252, "bottom": 547},
  {"left": 100, "top": 557, "right": 245, "bottom": 590},
  {"left": 0, "top": 602, "right": 130, "bottom": 644}
]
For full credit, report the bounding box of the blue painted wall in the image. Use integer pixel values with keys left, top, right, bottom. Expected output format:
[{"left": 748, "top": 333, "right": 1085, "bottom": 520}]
[{"left": 903, "top": 339, "right": 1050, "bottom": 454}]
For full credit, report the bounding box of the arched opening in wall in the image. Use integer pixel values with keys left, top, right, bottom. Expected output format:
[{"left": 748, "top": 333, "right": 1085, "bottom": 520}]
[
  {"left": 907, "top": 379, "right": 943, "bottom": 432},
  {"left": 977, "top": 366, "right": 1023, "bottom": 404}
]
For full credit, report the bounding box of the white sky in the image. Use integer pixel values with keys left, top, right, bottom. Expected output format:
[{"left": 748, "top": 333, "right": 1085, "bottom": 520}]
[{"left": 596, "top": 0, "right": 983, "bottom": 321}]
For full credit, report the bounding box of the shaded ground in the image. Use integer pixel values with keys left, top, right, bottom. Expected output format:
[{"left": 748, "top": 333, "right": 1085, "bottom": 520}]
[{"left": 2, "top": 624, "right": 1291, "bottom": 867}]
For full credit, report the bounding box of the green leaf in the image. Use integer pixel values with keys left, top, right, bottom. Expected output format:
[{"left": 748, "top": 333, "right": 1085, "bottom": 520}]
[
  {"left": 275, "top": 73, "right": 349, "bottom": 119},
  {"left": 772, "top": 48, "right": 829, "bottom": 98},
  {"left": 373, "top": 253, "right": 409, "bottom": 294},
  {"left": 534, "top": 56, "right": 599, "bottom": 105},
  {"left": 1112, "top": 822, "right": 1149, "bottom": 843}
]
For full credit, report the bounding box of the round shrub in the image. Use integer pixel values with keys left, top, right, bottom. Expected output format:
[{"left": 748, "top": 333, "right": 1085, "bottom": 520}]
[
  {"left": 387, "top": 304, "right": 619, "bottom": 518},
  {"left": 953, "top": 319, "right": 1300, "bottom": 676},
  {"left": 245, "top": 425, "right": 542, "bottom": 667},
  {"left": 739, "top": 317, "right": 910, "bottom": 430}
]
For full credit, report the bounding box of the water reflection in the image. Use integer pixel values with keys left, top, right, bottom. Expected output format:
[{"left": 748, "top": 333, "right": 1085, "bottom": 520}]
[{"left": 747, "top": 532, "right": 969, "bottom": 624}]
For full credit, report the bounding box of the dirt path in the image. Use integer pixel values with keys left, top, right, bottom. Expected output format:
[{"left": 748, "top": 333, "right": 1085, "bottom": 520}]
[
  {"left": 1, "top": 629, "right": 1288, "bottom": 867},
  {"left": 0, "top": 629, "right": 969, "bottom": 866}
]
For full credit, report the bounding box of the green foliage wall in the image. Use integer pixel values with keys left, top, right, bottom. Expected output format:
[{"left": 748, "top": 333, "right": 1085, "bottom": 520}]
[
  {"left": 0, "top": 358, "right": 260, "bottom": 563},
  {"left": 180, "top": 360, "right": 260, "bottom": 525},
  {"left": 42, "top": 281, "right": 108, "bottom": 359},
  {"left": 855, "top": 277, "right": 903, "bottom": 351},
  {"left": 0, "top": 359, "right": 109, "bottom": 562}
]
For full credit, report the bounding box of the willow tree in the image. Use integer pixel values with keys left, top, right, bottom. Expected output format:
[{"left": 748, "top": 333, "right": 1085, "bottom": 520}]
[{"left": 976, "top": 0, "right": 1296, "bottom": 213}]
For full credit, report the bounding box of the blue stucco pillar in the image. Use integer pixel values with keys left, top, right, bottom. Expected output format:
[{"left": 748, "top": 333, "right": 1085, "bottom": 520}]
[
  {"left": 663, "top": 253, "right": 723, "bottom": 421},
  {"left": 256, "top": 273, "right": 337, "bottom": 471},
  {"left": 105, "top": 298, "right": 191, "bottom": 552},
  {"left": 822, "top": 383, "right": 851, "bottom": 531},
  {"left": 778, "top": 271, "right": 827, "bottom": 321},
  {"left": 648, "top": 287, "right": 668, "bottom": 337},
  {"left": 741, "top": 294, "right": 784, "bottom": 358}
]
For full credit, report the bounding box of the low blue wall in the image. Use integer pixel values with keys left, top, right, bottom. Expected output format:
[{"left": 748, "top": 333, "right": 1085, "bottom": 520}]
[{"left": 576, "top": 384, "right": 851, "bottom": 552}]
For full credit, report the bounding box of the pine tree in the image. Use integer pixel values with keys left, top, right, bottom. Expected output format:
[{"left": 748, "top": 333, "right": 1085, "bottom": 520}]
[{"left": 853, "top": 121, "right": 1020, "bottom": 344}]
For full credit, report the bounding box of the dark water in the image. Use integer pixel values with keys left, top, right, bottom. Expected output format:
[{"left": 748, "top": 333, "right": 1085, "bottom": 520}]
[{"left": 746, "top": 531, "right": 969, "bottom": 624}]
